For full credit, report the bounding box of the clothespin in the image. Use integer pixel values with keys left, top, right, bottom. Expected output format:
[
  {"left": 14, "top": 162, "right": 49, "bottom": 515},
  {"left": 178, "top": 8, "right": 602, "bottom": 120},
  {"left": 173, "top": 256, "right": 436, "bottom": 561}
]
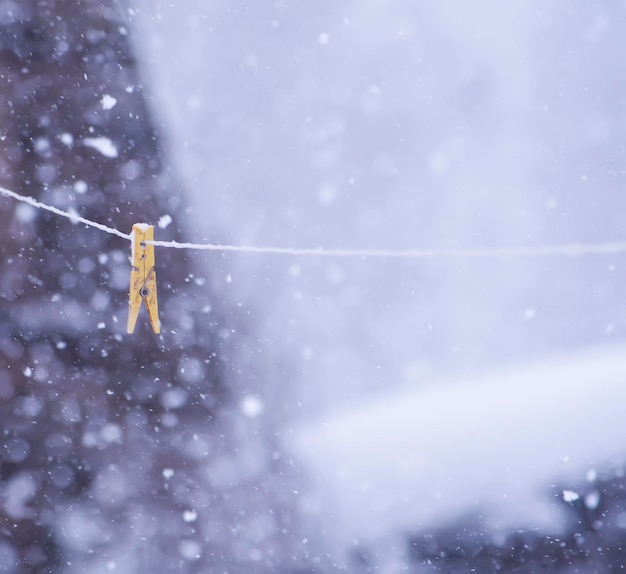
[{"left": 127, "top": 223, "right": 160, "bottom": 334}]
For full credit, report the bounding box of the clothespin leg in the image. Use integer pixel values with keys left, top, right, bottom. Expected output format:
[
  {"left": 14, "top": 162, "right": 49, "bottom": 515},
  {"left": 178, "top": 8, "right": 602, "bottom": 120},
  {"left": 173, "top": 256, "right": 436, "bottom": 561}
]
[
  {"left": 127, "top": 269, "right": 142, "bottom": 334},
  {"left": 143, "top": 267, "right": 160, "bottom": 334}
]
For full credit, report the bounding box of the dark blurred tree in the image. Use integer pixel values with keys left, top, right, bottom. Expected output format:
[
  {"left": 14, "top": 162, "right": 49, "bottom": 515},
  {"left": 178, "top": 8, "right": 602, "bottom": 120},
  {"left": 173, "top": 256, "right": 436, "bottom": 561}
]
[{"left": 0, "top": 2, "right": 301, "bottom": 572}]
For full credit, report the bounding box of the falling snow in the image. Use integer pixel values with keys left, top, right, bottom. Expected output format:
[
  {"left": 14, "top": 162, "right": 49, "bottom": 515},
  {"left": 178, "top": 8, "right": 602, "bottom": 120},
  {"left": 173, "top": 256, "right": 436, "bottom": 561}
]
[
  {"left": 240, "top": 395, "right": 264, "bottom": 418},
  {"left": 158, "top": 214, "right": 172, "bottom": 229},
  {"left": 82, "top": 136, "right": 119, "bottom": 158},
  {"left": 2, "top": 1, "right": 626, "bottom": 573},
  {"left": 101, "top": 94, "right": 118, "bottom": 110}
]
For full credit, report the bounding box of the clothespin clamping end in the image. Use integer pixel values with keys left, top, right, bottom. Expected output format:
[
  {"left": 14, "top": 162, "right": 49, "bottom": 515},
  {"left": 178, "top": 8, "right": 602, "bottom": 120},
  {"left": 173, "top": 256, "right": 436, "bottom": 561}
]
[{"left": 127, "top": 223, "right": 161, "bottom": 334}]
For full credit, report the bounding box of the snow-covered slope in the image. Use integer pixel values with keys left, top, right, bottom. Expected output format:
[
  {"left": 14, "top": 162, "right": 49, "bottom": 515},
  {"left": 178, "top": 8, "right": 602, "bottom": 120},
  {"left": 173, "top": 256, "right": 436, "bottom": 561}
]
[{"left": 289, "top": 343, "right": 626, "bottom": 558}]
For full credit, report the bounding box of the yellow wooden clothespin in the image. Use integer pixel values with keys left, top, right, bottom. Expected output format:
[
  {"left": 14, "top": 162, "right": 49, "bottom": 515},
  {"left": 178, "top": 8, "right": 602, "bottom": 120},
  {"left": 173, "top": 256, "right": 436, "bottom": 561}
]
[{"left": 127, "top": 223, "right": 160, "bottom": 334}]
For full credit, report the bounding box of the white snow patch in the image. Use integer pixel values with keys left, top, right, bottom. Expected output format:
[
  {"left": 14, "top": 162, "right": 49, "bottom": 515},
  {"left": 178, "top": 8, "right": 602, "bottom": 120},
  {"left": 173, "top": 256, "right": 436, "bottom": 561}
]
[
  {"left": 101, "top": 423, "right": 123, "bottom": 444},
  {"left": 34, "top": 137, "right": 50, "bottom": 153},
  {"left": 318, "top": 32, "right": 330, "bottom": 45},
  {"left": 317, "top": 184, "right": 337, "bottom": 205},
  {"left": 82, "top": 136, "right": 118, "bottom": 158},
  {"left": 82, "top": 433, "right": 96, "bottom": 448},
  {"left": 179, "top": 540, "right": 201, "bottom": 561},
  {"left": 524, "top": 307, "right": 537, "bottom": 320},
  {"left": 74, "top": 180, "right": 88, "bottom": 194},
  {"left": 15, "top": 203, "right": 37, "bottom": 223},
  {"left": 101, "top": 94, "right": 118, "bottom": 110},
  {"left": 4, "top": 473, "right": 38, "bottom": 519},
  {"left": 158, "top": 214, "right": 172, "bottom": 229},
  {"left": 59, "top": 132, "right": 74, "bottom": 146},
  {"left": 161, "top": 388, "right": 188, "bottom": 410},
  {"left": 58, "top": 507, "right": 106, "bottom": 552},
  {"left": 66, "top": 206, "right": 80, "bottom": 224},
  {"left": 240, "top": 395, "right": 264, "bottom": 418},
  {"left": 183, "top": 509, "right": 198, "bottom": 522},
  {"left": 562, "top": 489, "right": 579, "bottom": 503},
  {"left": 585, "top": 490, "right": 600, "bottom": 510}
]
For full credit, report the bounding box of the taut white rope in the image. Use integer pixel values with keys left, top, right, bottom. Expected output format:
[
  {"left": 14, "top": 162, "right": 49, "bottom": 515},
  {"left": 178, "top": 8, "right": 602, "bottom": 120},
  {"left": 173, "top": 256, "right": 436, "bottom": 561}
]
[
  {"left": 146, "top": 239, "right": 626, "bottom": 258},
  {"left": 3, "top": 185, "right": 626, "bottom": 259},
  {"left": 0, "top": 186, "right": 130, "bottom": 240}
]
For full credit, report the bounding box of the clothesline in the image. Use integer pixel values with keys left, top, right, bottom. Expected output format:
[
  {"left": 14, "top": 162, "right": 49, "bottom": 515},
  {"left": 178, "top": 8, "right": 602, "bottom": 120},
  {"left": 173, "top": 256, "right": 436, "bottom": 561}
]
[
  {"left": 0, "top": 185, "right": 131, "bottom": 240},
  {"left": 2, "top": 185, "right": 626, "bottom": 259}
]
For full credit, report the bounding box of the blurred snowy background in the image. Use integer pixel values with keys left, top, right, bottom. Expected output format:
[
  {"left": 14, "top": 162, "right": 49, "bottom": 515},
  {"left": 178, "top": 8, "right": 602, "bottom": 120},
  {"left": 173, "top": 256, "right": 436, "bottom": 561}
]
[
  {"left": 128, "top": 0, "right": 626, "bottom": 570},
  {"left": 1, "top": 0, "right": 625, "bottom": 572},
  {"left": 132, "top": 0, "right": 626, "bottom": 400}
]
